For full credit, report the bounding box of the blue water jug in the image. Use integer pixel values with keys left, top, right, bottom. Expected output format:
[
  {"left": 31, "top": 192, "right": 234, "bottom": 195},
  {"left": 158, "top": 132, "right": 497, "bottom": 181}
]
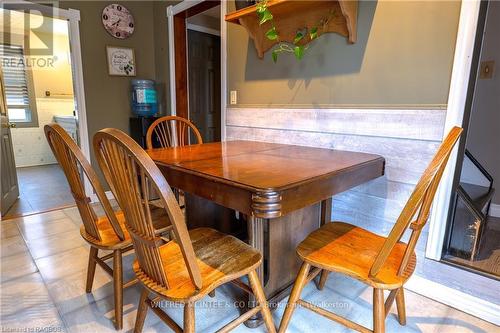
[{"left": 131, "top": 79, "right": 158, "bottom": 117}]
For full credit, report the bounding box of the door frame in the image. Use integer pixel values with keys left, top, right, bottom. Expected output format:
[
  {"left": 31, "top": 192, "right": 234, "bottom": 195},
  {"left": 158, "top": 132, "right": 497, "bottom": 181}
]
[
  {"left": 167, "top": 0, "right": 227, "bottom": 140},
  {"left": 2, "top": 1, "right": 92, "bottom": 197},
  {"left": 425, "top": 0, "right": 484, "bottom": 260}
]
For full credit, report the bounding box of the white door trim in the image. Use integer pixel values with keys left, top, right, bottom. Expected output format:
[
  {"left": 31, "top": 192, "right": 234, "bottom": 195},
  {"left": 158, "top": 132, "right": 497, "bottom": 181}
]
[
  {"left": 167, "top": 6, "right": 177, "bottom": 117},
  {"left": 5, "top": 1, "right": 91, "bottom": 197},
  {"left": 166, "top": 1, "right": 227, "bottom": 140},
  {"left": 67, "top": 9, "right": 92, "bottom": 197},
  {"left": 425, "top": 0, "right": 483, "bottom": 260},
  {"left": 220, "top": 1, "right": 227, "bottom": 141}
]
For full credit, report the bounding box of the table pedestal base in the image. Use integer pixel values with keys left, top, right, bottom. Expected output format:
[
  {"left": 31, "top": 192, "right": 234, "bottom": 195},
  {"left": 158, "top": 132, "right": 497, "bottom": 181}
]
[{"left": 185, "top": 193, "right": 322, "bottom": 328}]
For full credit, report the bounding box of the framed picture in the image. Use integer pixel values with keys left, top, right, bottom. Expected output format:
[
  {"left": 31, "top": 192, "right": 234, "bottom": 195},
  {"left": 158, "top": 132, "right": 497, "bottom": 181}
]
[{"left": 106, "top": 46, "right": 136, "bottom": 76}]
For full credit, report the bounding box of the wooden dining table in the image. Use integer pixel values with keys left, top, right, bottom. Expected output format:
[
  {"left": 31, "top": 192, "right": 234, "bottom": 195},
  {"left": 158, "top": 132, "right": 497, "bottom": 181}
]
[{"left": 148, "top": 140, "right": 385, "bottom": 326}]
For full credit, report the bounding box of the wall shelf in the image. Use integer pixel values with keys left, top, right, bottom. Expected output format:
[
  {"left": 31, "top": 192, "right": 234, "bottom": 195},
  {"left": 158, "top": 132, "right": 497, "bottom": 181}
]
[{"left": 225, "top": 0, "right": 358, "bottom": 59}]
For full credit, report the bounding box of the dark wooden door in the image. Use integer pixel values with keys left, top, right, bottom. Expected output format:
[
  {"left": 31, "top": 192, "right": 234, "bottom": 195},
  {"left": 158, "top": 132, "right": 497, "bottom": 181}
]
[
  {"left": 188, "top": 30, "right": 221, "bottom": 143},
  {"left": 1, "top": 69, "right": 19, "bottom": 216}
]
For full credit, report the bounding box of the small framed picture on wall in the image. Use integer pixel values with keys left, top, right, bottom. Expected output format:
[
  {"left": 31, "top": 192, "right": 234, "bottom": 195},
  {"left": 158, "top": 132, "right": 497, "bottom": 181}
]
[{"left": 106, "top": 46, "right": 136, "bottom": 76}]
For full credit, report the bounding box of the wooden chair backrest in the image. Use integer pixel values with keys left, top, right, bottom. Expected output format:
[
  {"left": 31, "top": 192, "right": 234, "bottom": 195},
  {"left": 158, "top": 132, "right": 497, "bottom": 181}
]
[
  {"left": 93, "top": 128, "right": 203, "bottom": 290},
  {"left": 145, "top": 115, "right": 203, "bottom": 149},
  {"left": 370, "top": 126, "right": 463, "bottom": 278},
  {"left": 44, "top": 124, "right": 125, "bottom": 242}
]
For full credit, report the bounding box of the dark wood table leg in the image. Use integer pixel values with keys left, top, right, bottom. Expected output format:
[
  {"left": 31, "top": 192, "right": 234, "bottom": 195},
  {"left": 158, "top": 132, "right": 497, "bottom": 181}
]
[
  {"left": 321, "top": 197, "right": 332, "bottom": 226},
  {"left": 184, "top": 193, "right": 322, "bottom": 328},
  {"left": 245, "top": 203, "right": 321, "bottom": 328}
]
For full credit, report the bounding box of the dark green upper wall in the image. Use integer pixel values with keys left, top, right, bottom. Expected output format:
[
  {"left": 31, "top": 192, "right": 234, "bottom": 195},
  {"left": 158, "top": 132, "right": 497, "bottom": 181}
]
[
  {"left": 60, "top": 1, "right": 157, "bottom": 135},
  {"left": 227, "top": 0, "right": 461, "bottom": 107},
  {"left": 59, "top": 1, "right": 168, "bottom": 187}
]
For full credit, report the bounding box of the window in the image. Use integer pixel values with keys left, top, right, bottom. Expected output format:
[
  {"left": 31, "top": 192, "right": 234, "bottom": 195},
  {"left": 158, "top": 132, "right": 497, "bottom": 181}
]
[{"left": 0, "top": 44, "right": 38, "bottom": 127}]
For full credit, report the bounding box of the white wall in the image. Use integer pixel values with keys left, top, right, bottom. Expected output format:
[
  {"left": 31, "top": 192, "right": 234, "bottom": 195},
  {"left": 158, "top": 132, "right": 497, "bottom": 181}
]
[{"left": 11, "top": 98, "right": 74, "bottom": 167}]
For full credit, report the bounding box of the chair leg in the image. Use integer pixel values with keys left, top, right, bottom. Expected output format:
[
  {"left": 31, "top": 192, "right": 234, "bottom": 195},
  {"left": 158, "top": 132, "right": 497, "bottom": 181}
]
[
  {"left": 373, "top": 288, "right": 385, "bottom": 333},
  {"left": 395, "top": 287, "right": 407, "bottom": 326},
  {"left": 317, "top": 270, "right": 329, "bottom": 290},
  {"left": 85, "top": 246, "right": 98, "bottom": 293},
  {"left": 113, "top": 250, "right": 123, "bottom": 330},
  {"left": 248, "top": 270, "right": 276, "bottom": 333},
  {"left": 278, "top": 262, "right": 311, "bottom": 333},
  {"left": 184, "top": 302, "right": 195, "bottom": 333},
  {"left": 134, "top": 288, "right": 150, "bottom": 333}
]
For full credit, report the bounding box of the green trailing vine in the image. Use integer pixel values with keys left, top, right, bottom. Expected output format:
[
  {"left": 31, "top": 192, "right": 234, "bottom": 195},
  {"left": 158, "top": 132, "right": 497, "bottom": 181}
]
[{"left": 256, "top": 0, "right": 336, "bottom": 62}]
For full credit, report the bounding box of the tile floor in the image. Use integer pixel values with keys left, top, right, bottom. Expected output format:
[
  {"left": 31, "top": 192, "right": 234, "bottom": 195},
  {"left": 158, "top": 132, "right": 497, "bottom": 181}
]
[
  {"left": 4, "top": 164, "right": 75, "bottom": 219},
  {"left": 1, "top": 207, "right": 499, "bottom": 333}
]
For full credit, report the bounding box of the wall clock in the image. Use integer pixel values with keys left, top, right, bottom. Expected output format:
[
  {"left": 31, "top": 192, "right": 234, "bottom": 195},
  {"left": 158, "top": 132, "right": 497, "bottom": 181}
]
[{"left": 102, "top": 4, "right": 135, "bottom": 39}]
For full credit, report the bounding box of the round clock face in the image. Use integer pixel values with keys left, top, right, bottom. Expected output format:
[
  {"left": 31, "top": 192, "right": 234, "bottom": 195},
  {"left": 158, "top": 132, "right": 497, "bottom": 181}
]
[{"left": 102, "top": 4, "right": 134, "bottom": 39}]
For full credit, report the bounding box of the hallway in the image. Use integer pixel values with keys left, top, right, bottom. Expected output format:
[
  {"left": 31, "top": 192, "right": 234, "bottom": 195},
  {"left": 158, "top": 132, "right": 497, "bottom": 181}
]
[{"left": 4, "top": 164, "right": 74, "bottom": 219}]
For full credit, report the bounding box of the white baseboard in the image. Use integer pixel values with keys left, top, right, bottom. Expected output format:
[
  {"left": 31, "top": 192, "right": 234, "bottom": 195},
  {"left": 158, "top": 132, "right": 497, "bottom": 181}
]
[
  {"left": 489, "top": 203, "right": 500, "bottom": 218},
  {"left": 406, "top": 275, "right": 500, "bottom": 326}
]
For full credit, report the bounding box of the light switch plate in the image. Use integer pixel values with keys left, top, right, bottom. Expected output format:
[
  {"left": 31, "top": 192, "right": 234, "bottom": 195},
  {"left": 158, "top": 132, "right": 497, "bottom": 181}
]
[
  {"left": 479, "top": 60, "right": 495, "bottom": 79},
  {"left": 230, "top": 90, "right": 237, "bottom": 105}
]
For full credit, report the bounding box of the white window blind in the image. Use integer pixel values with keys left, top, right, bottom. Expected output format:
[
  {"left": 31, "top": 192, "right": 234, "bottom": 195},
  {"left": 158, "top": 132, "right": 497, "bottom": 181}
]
[{"left": 0, "top": 44, "right": 37, "bottom": 125}]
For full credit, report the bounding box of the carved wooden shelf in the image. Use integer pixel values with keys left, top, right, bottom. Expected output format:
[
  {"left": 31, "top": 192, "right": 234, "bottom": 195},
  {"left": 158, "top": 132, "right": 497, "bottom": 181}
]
[{"left": 225, "top": 0, "right": 358, "bottom": 59}]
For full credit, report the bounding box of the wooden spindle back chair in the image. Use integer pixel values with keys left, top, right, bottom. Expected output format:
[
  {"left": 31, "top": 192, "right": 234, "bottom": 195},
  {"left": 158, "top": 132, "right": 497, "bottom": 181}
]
[
  {"left": 94, "top": 128, "right": 276, "bottom": 333},
  {"left": 279, "top": 126, "right": 463, "bottom": 333},
  {"left": 146, "top": 115, "right": 203, "bottom": 149},
  {"left": 45, "top": 123, "right": 139, "bottom": 330},
  {"left": 45, "top": 124, "right": 125, "bottom": 243},
  {"left": 94, "top": 128, "right": 201, "bottom": 289},
  {"left": 145, "top": 115, "right": 202, "bottom": 208}
]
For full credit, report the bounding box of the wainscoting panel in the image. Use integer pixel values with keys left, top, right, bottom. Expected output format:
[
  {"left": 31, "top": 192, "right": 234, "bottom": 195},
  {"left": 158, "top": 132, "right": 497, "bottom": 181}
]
[
  {"left": 226, "top": 107, "right": 447, "bottom": 258},
  {"left": 227, "top": 107, "right": 446, "bottom": 141}
]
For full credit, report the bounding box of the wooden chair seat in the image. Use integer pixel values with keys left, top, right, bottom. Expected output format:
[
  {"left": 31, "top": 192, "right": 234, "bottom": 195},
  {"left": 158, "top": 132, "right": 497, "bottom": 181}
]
[
  {"left": 297, "top": 222, "right": 416, "bottom": 289},
  {"left": 80, "top": 207, "right": 171, "bottom": 250},
  {"left": 134, "top": 227, "right": 262, "bottom": 302},
  {"left": 278, "top": 127, "right": 463, "bottom": 333}
]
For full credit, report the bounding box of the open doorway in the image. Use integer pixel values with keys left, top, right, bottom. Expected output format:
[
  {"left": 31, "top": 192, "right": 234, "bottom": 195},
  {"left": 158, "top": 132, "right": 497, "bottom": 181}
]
[
  {"left": 186, "top": 5, "right": 221, "bottom": 142},
  {"left": 442, "top": 1, "right": 500, "bottom": 278},
  {"left": 187, "top": 6, "right": 221, "bottom": 143},
  {"left": 1, "top": 7, "right": 83, "bottom": 219},
  {"left": 169, "top": 0, "right": 222, "bottom": 143}
]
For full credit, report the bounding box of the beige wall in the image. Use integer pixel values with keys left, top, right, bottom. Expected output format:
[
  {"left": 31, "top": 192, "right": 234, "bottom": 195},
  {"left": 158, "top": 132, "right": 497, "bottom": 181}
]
[
  {"left": 466, "top": 1, "right": 500, "bottom": 204},
  {"left": 227, "top": 0, "right": 461, "bottom": 107},
  {"left": 0, "top": 28, "right": 74, "bottom": 99},
  {"left": 31, "top": 33, "right": 74, "bottom": 98}
]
